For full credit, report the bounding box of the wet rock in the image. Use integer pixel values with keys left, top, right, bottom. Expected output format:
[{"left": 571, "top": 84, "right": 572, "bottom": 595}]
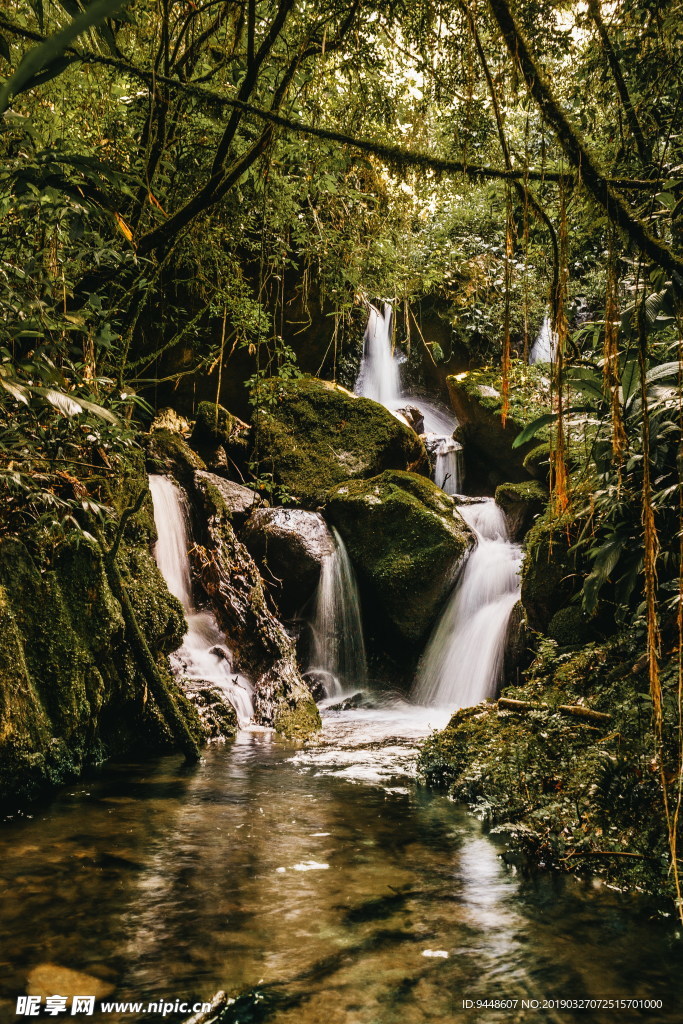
[
  {"left": 182, "top": 682, "right": 239, "bottom": 739},
  {"left": 503, "top": 600, "right": 531, "bottom": 686},
  {"left": 254, "top": 375, "right": 428, "bottom": 507},
  {"left": 194, "top": 471, "right": 264, "bottom": 528},
  {"left": 326, "top": 470, "right": 474, "bottom": 650},
  {"left": 145, "top": 428, "right": 205, "bottom": 489},
  {"left": 447, "top": 363, "right": 551, "bottom": 486},
  {"left": 192, "top": 473, "right": 320, "bottom": 738},
  {"left": 243, "top": 507, "right": 335, "bottom": 612},
  {"left": 396, "top": 404, "right": 425, "bottom": 433},
  {"left": 303, "top": 669, "right": 337, "bottom": 702},
  {"left": 326, "top": 691, "right": 377, "bottom": 711},
  {"left": 27, "top": 963, "right": 115, "bottom": 1000},
  {"left": 495, "top": 480, "right": 548, "bottom": 541},
  {"left": 521, "top": 510, "right": 578, "bottom": 632}
]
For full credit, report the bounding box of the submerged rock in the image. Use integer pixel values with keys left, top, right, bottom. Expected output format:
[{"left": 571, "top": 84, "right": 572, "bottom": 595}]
[
  {"left": 495, "top": 480, "right": 548, "bottom": 541},
  {"left": 254, "top": 375, "right": 428, "bottom": 506},
  {"left": 242, "top": 507, "right": 335, "bottom": 612},
  {"left": 326, "top": 470, "right": 474, "bottom": 649},
  {"left": 192, "top": 473, "right": 320, "bottom": 738}
]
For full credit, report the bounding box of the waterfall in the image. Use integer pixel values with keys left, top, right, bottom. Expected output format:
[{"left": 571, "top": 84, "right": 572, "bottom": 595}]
[
  {"left": 529, "top": 315, "right": 558, "bottom": 365},
  {"left": 355, "top": 304, "right": 463, "bottom": 492},
  {"left": 413, "top": 499, "right": 522, "bottom": 708},
  {"left": 148, "top": 474, "right": 254, "bottom": 725},
  {"left": 308, "top": 528, "right": 367, "bottom": 697},
  {"left": 434, "top": 437, "right": 464, "bottom": 496},
  {"left": 355, "top": 303, "right": 402, "bottom": 407}
]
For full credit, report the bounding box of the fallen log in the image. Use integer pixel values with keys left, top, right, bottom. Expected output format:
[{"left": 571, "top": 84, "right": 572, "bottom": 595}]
[{"left": 496, "top": 697, "right": 611, "bottom": 724}]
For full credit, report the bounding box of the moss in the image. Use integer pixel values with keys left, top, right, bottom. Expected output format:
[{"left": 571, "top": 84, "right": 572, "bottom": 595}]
[
  {"left": 547, "top": 605, "right": 595, "bottom": 648},
  {"left": 523, "top": 442, "right": 551, "bottom": 482},
  {"left": 495, "top": 479, "right": 548, "bottom": 540},
  {"left": 118, "top": 545, "right": 186, "bottom": 655},
  {"left": 272, "top": 693, "right": 322, "bottom": 739},
  {"left": 145, "top": 428, "right": 206, "bottom": 489},
  {"left": 520, "top": 508, "right": 578, "bottom": 632},
  {"left": 326, "top": 470, "right": 473, "bottom": 647},
  {"left": 254, "top": 375, "right": 428, "bottom": 507},
  {"left": 418, "top": 631, "right": 675, "bottom": 899}
]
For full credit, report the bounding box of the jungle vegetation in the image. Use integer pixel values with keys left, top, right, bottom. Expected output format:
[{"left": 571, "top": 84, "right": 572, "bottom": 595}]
[{"left": 1, "top": 0, "right": 683, "bottom": 911}]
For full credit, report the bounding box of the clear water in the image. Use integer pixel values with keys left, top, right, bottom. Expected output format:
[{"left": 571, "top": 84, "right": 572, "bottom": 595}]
[{"left": 0, "top": 703, "right": 681, "bottom": 1024}]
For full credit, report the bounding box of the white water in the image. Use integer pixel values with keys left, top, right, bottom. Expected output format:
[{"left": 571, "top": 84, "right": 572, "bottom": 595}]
[
  {"left": 413, "top": 499, "right": 522, "bottom": 709},
  {"left": 529, "top": 314, "right": 558, "bottom": 364},
  {"left": 308, "top": 528, "right": 367, "bottom": 697},
  {"left": 433, "top": 437, "right": 464, "bottom": 495},
  {"left": 355, "top": 303, "right": 463, "bottom": 491},
  {"left": 355, "top": 303, "right": 401, "bottom": 407},
  {"left": 148, "top": 474, "right": 254, "bottom": 725}
]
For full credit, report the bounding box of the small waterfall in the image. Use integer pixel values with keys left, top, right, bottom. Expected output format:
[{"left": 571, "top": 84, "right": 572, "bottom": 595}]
[
  {"left": 355, "top": 303, "right": 402, "bottom": 407},
  {"left": 434, "top": 437, "right": 464, "bottom": 496},
  {"left": 355, "top": 304, "right": 462, "bottom": 494},
  {"left": 149, "top": 474, "right": 254, "bottom": 725},
  {"left": 413, "top": 499, "right": 522, "bottom": 709},
  {"left": 308, "top": 528, "right": 367, "bottom": 697},
  {"left": 529, "top": 315, "right": 558, "bottom": 364}
]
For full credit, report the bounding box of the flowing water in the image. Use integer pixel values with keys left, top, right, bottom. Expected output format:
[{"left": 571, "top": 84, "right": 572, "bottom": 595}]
[
  {"left": 0, "top": 709, "right": 681, "bottom": 1024},
  {"left": 148, "top": 475, "right": 254, "bottom": 725},
  {"left": 355, "top": 304, "right": 462, "bottom": 490},
  {"left": 414, "top": 500, "right": 522, "bottom": 708},
  {"left": 308, "top": 529, "right": 367, "bottom": 697},
  {"left": 529, "top": 315, "right": 558, "bottom": 365}
]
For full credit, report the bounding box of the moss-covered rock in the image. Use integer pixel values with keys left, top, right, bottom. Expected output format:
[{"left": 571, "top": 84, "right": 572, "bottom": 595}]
[
  {"left": 448, "top": 362, "right": 551, "bottom": 486},
  {"left": 145, "top": 428, "right": 206, "bottom": 489},
  {"left": 190, "top": 401, "right": 250, "bottom": 474},
  {"left": 495, "top": 480, "right": 548, "bottom": 541},
  {"left": 326, "top": 470, "right": 474, "bottom": 649},
  {"left": 417, "top": 631, "right": 676, "bottom": 900},
  {"left": 520, "top": 509, "right": 578, "bottom": 633},
  {"left": 523, "top": 442, "right": 551, "bottom": 484},
  {"left": 0, "top": 461, "right": 207, "bottom": 809},
  {"left": 254, "top": 376, "right": 428, "bottom": 507},
  {"left": 191, "top": 472, "right": 320, "bottom": 738},
  {"left": 547, "top": 604, "right": 596, "bottom": 648}
]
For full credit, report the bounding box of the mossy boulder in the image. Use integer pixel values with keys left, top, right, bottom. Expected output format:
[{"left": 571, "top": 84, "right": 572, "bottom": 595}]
[
  {"left": 495, "top": 480, "right": 548, "bottom": 541},
  {"left": 520, "top": 509, "right": 578, "bottom": 633},
  {"left": 448, "top": 362, "right": 551, "bottom": 487},
  {"left": 254, "top": 376, "right": 428, "bottom": 507},
  {"left": 190, "top": 401, "right": 250, "bottom": 474},
  {"left": 523, "top": 442, "right": 551, "bottom": 484},
  {"left": 326, "top": 470, "right": 474, "bottom": 649},
  {"left": 547, "top": 605, "right": 596, "bottom": 648},
  {"left": 145, "top": 428, "right": 206, "bottom": 488}
]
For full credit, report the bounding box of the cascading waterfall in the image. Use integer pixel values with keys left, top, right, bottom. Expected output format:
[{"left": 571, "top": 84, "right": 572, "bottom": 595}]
[
  {"left": 413, "top": 499, "right": 522, "bottom": 708},
  {"left": 355, "top": 303, "right": 463, "bottom": 492},
  {"left": 148, "top": 474, "right": 254, "bottom": 725},
  {"left": 308, "top": 528, "right": 367, "bottom": 696},
  {"left": 355, "top": 303, "right": 401, "bottom": 408},
  {"left": 529, "top": 314, "right": 558, "bottom": 365}
]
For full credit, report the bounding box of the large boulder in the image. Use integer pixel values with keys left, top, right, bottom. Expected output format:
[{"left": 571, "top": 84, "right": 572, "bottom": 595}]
[
  {"left": 190, "top": 401, "right": 250, "bottom": 475},
  {"left": 242, "top": 507, "right": 334, "bottom": 613},
  {"left": 448, "top": 362, "right": 551, "bottom": 487},
  {"left": 254, "top": 376, "right": 428, "bottom": 507},
  {"left": 495, "top": 480, "right": 548, "bottom": 541},
  {"left": 520, "top": 510, "right": 577, "bottom": 633},
  {"left": 326, "top": 470, "right": 474, "bottom": 649}
]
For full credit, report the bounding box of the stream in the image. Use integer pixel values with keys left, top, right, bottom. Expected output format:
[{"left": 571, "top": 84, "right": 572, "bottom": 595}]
[{"left": 1, "top": 710, "right": 681, "bottom": 1024}]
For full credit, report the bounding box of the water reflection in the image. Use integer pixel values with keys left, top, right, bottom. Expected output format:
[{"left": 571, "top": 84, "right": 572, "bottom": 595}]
[{"left": 0, "top": 706, "right": 680, "bottom": 1024}]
